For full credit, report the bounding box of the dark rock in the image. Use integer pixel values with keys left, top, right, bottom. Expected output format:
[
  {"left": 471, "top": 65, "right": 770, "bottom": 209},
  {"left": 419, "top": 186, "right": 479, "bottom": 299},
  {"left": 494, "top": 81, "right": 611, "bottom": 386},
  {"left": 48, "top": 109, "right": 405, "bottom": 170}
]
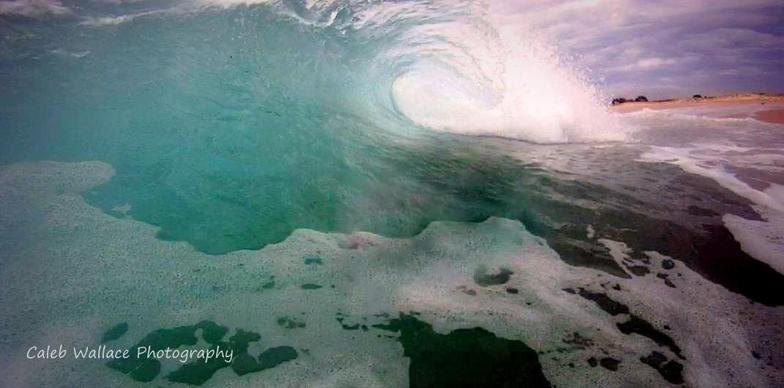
[{"left": 661, "top": 259, "right": 675, "bottom": 270}]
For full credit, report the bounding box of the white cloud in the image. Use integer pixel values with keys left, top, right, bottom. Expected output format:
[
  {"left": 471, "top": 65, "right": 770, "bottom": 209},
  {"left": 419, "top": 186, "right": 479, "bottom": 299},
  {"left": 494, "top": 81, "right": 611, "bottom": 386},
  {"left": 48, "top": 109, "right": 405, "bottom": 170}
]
[{"left": 635, "top": 57, "right": 677, "bottom": 69}]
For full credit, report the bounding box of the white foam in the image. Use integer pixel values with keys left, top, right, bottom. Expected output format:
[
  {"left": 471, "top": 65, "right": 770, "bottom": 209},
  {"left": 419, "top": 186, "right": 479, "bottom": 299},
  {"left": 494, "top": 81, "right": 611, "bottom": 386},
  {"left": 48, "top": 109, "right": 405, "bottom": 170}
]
[
  {"left": 49, "top": 49, "right": 91, "bottom": 58},
  {"left": 639, "top": 145, "right": 784, "bottom": 274},
  {"left": 723, "top": 185, "right": 784, "bottom": 275},
  {"left": 80, "top": 12, "right": 151, "bottom": 27},
  {"left": 390, "top": 13, "right": 625, "bottom": 144},
  {"left": 1, "top": 161, "right": 781, "bottom": 387},
  {"left": 639, "top": 146, "right": 784, "bottom": 212}
]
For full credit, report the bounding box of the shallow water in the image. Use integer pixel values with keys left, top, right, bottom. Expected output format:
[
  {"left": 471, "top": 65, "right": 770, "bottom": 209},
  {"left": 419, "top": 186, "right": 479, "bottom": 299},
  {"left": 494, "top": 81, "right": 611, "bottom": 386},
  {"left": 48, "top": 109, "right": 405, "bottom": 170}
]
[{"left": 1, "top": 1, "right": 783, "bottom": 387}]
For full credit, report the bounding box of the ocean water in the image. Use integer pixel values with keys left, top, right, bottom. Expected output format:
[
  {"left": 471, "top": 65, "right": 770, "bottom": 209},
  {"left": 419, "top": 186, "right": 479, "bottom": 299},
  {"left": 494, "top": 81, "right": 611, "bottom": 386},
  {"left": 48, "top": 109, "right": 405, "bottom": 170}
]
[{"left": 0, "top": 1, "right": 783, "bottom": 387}]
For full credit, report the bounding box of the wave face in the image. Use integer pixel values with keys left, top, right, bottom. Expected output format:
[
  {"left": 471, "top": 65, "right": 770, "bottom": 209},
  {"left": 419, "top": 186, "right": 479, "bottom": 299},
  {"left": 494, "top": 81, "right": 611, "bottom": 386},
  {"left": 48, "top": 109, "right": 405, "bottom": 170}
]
[{"left": 0, "top": 0, "right": 623, "bottom": 253}]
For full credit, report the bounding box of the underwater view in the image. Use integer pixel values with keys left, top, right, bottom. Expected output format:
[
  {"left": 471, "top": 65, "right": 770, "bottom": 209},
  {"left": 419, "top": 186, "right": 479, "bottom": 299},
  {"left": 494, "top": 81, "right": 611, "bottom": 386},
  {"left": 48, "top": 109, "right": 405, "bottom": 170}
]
[{"left": 1, "top": 0, "right": 783, "bottom": 386}]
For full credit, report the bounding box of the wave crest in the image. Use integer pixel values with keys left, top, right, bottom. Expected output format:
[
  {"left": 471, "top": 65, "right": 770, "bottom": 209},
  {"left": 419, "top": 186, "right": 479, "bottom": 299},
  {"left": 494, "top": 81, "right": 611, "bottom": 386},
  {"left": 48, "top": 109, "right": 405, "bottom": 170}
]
[{"left": 377, "top": 3, "right": 624, "bottom": 143}]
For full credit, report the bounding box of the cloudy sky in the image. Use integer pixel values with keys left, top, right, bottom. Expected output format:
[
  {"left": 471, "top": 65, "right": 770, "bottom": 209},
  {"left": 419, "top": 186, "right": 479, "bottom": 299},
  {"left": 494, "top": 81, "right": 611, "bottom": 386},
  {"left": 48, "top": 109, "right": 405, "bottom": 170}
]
[
  {"left": 497, "top": 0, "right": 784, "bottom": 98},
  {"left": 2, "top": 0, "right": 783, "bottom": 98}
]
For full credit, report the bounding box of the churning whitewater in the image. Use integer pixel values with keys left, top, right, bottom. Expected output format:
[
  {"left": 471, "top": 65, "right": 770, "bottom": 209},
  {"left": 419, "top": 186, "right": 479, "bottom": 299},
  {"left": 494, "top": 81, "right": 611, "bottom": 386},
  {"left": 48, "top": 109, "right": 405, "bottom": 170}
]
[{"left": 0, "top": 0, "right": 782, "bottom": 387}]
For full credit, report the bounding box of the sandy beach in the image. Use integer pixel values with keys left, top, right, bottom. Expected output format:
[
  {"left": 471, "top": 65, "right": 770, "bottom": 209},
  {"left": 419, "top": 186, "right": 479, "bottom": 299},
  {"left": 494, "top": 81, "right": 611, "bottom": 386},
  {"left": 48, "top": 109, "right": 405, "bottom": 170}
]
[{"left": 611, "top": 93, "right": 784, "bottom": 124}]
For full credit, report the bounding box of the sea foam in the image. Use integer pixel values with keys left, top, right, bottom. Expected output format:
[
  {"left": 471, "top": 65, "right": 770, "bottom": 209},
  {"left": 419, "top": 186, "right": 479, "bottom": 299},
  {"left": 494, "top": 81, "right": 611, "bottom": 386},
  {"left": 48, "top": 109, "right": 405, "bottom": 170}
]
[{"left": 388, "top": 7, "right": 625, "bottom": 144}]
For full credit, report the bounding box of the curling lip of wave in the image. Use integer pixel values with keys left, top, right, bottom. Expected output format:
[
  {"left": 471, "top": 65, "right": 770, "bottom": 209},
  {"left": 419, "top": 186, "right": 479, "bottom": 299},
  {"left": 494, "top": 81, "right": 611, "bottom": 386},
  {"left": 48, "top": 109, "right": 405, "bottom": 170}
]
[
  {"left": 378, "top": 3, "right": 626, "bottom": 143},
  {"left": 74, "top": 0, "right": 625, "bottom": 144}
]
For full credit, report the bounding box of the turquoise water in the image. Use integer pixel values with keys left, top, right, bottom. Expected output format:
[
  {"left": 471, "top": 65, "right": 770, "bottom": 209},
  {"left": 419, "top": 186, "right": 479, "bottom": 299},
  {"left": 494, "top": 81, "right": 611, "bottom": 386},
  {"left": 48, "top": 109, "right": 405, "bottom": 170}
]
[
  {"left": 2, "top": 2, "right": 533, "bottom": 253},
  {"left": 1, "top": 1, "right": 784, "bottom": 387},
  {"left": 4, "top": 3, "right": 399, "bottom": 252}
]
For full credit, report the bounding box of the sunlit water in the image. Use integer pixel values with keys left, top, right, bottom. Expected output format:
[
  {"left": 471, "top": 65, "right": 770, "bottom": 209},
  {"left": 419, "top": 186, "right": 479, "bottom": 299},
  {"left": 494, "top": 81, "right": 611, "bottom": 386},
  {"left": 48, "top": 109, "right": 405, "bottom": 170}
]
[{"left": 1, "top": 1, "right": 783, "bottom": 387}]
